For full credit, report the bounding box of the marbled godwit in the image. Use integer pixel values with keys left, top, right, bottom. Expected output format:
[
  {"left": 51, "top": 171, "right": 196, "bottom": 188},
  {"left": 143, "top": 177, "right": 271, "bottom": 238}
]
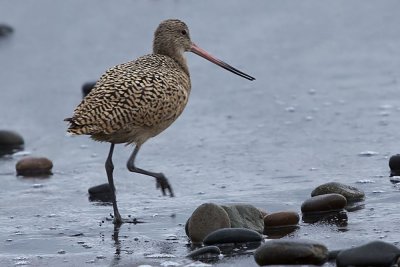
[{"left": 65, "top": 19, "right": 255, "bottom": 224}]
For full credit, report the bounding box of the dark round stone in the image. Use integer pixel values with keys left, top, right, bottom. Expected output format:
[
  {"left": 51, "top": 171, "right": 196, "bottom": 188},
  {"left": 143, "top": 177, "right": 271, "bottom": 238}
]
[
  {"left": 203, "top": 228, "right": 262, "bottom": 245},
  {"left": 88, "top": 183, "right": 112, "bottom": 202},
  {"left": 311, "top": 182, "right": 365, "bottom": 202},
  {"left": 82, "top": 82, "right": 96, "bottom": 98},
  {"left": 336, "top": 241, "right": 400, "bottom": 267},
  {"left": 301, "top": 193, "right": 347, "bottom": 214},
  {"left": 0, "top": 24, "right": 13, "bottom": 37},
  {"left": 186, "top": 246, "right": 220, "bottom": 259},
  {"left": 0, "top": 130, "right": 24, "bottom": 156},
  {"left": 264, "top": 211, "right": 299, "bottom": 228},
  {"left": 389, "top": 154, "right": 400, "bottom": 176},
  {"left": 254, "top": 239, "right": 328, "bottom": 265},
  {"left": 16, "top": 157, "right": 53, "bottom": 177}
]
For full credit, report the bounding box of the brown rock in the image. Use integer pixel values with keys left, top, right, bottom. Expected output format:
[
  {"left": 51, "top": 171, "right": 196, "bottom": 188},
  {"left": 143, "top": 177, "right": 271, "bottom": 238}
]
[
  {"left": 188, "top": 203, "right": 231, "bottom": 243},
  {"left": 264, "top": 211, "right": 299, "bottom": 227},
  {"left": 16, "top": 157, "right": 53, "bottom": 176},
  {"left": 301, "top": 193, "right": 347, "bottom": 213}
]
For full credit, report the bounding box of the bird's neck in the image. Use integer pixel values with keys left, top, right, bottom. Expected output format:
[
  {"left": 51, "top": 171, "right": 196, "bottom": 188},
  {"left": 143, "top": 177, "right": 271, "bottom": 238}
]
[{"left": 153, "top": 46, "right": 189, "bottom": 76}]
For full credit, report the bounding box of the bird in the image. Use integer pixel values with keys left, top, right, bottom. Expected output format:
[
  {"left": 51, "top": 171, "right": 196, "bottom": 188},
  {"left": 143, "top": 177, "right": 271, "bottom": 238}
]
[{"left": 65, "top": 19, "right": 255, "bottom": 224}]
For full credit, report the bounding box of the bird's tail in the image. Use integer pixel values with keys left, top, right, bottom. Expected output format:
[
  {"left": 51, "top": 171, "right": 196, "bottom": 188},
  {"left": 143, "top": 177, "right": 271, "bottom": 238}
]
[{"left": 64, "top": 117, "right": 96, "bottom": 135}]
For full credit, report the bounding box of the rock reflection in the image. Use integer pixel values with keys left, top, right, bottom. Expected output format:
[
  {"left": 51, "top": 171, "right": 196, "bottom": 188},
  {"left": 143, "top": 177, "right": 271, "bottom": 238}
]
[
  {"left": 302, "top": 210, "right": 348, "bottom": 227},
  {"left": 264, "top": 225, "right": 299, "bottom": 239}
]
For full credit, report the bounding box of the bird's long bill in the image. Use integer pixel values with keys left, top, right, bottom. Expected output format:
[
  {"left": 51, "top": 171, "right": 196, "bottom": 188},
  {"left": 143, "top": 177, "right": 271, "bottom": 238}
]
[{"left": 190, "top": 43, "right": 255, "bottom": 81}]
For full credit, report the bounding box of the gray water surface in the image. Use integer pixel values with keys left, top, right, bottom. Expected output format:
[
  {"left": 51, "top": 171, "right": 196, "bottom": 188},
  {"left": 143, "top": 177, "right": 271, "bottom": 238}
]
[{"left": 1, "top": 1, "right": 400, "bottom": 266}]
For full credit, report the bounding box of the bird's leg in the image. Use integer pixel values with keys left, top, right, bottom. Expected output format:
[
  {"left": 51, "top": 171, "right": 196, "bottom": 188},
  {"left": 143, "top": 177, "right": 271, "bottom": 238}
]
[
  {"left": 105, "top": 143, "right": 122, "bottom": 224},
  {"left": 127, "top": 145, "right": 174, "bottom": 197}
]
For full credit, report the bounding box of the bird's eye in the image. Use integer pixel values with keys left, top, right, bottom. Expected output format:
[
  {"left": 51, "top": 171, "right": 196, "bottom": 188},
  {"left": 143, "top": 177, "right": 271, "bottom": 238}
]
[{"left": 181, "top": 30, "right": 187, "bottom": 35}]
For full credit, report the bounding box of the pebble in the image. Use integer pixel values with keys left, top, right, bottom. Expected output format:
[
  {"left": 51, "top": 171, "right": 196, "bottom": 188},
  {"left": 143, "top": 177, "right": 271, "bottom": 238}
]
[
  {"left": 254, "top": 239, "right": 328, "bottom": 265},
  {"left": 264, "top": 211, "right": 299, "bottom": 228},
  {"left": 203, "top": 228, "right": 262, "bottom": 245},
  {"left": 311, "top": 182, "right": 365, "bottom": 202},
  {"left": 221, "top": 204, "right": 264, "bottom": 233},
  {"left": 16, "top": 157, "right": 53, "bottom": 176},
  {"left": 263, "top": 211, "right": 300, "bottom": 237},
  {"left": 88, "top": 183, "right": 112, "bottom": 202},
  {"left": 82, "top": 82, "right": 96, "bottom": 98},
  {"left": 389, "top": 154, "right": 400, "bottom": 176},
  {"left": 0, "top": 24, "right": 13, "bottom": 37},
  {"left": 187, "top": 203, "right": 231, "bottom": 243},
  {"left": 336, "top": 241, "right": 400, "bottom": 267},
  {"left": 0, "top": 130, "right": 24, "bottom": 156},
  {"left": 186, "top": 246, "right": 220, "bottom": 259},
  {"left": 301, "top": 193, "right": 347, "bottom": 213}
]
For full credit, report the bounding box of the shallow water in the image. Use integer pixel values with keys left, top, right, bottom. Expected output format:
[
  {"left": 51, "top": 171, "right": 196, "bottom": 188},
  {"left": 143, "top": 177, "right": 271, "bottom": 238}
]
[{"left": 1, "top": 0, "right": 400, "bottom": 266}]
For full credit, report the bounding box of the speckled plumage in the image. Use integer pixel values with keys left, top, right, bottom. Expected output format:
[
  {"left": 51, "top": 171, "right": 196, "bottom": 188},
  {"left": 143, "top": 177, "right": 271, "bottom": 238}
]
[
  {"left": 67, "top": 54, "right": 190, "bottom": 145},
  {"left": 66, "top": 19, "right": 192, "bottom": 146}
]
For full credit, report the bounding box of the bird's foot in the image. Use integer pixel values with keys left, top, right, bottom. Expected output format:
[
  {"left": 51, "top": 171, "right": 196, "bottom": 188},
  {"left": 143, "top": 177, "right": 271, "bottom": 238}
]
[
  {"left": 155, "top": 173, "right": 174, "bottom": 197},
  {"left": 109, "top": 212, "right": 123, "bottom": 225}
]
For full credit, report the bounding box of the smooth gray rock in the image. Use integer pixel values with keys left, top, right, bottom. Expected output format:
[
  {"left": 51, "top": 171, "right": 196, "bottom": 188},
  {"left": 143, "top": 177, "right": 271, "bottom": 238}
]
[
  {"left": 203, "top": 228, "right": 262, "bottom": 245},
  {"left": 188, "top": 203, "right": 231, "bottom": 243},
  {"left": 221, "top": 204, "right": 264, "bottom": 233},
  {"left": 301, "top": 193, "right": 347, "bottom": 213},
  {"left": 311, "top": 182, "right": 365, "bottom": 202},
  {"left": 336, "top": 241, "right": 400, "bottom": 267},
  {"left": 254, "top": 239, "right": 328, "bottom": 266},
  {"left": 186, "top": 246, "right": 220, "bottom": 259}
]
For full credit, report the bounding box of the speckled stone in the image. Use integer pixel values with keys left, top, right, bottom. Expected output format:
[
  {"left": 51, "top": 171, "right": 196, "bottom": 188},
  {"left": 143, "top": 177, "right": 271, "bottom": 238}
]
[
  {"left": 203, "top": 228, "right": 262, "bottom": 245},
  {"left": 186, "top": 246, "right": 221, "bottom": 259},
  {"left": 336, "top": 241, "right": 400, "bottom": 267},
  {"left": 221, "top": 204, "right": 264, "bottom": 233},
  {"left": 264, "top": 211, "right": 300, "bottom": 227},
  {"left": 254, "top": 239, "right": 328, "bottom": 265},
  {"left": 16, "top": 157, "right": 53, "bottom": 176},
  {"left": 301, "top": 193, "right": 347, "bottom": 214},
  {"left": 311, "top": 182, "right": 365, "bottom": 202},
  {"left": 188, "top": 203, "right": 231, "bottom": 243}
]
